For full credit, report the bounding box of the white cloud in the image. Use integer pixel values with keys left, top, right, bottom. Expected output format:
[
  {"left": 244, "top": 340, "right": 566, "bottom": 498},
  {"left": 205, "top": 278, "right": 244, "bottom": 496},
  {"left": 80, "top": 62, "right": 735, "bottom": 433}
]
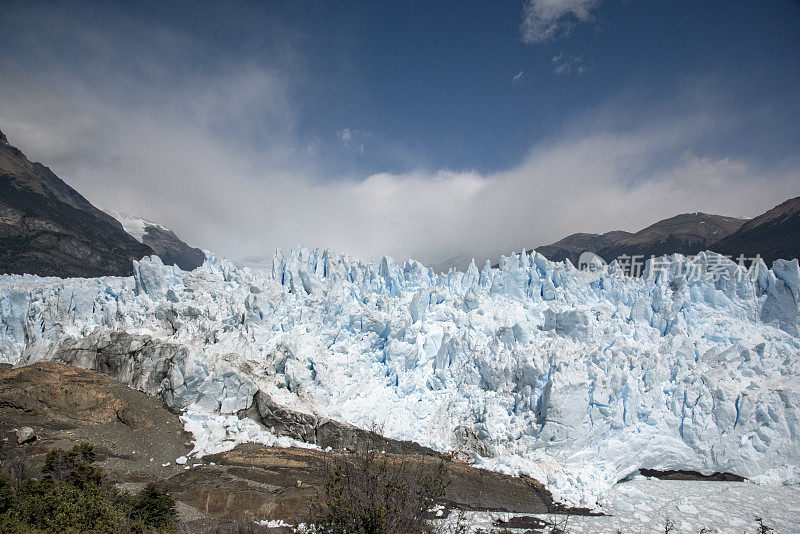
[
  {"left": 3, "top": 71, "right": 798, "bottom": 268},
  {"left": 336, "top": 128, "right": 352, "bottom": 144},
  {"left": 336, "top": 127, "right": 368, "bottom": 153},
  {"left": 552, "top": 52, "right": 590, "bottom": 75},
  {"left": 1, "top": 3, "right": 798, "bottom": 269},
  {"left": 512, "top": 71, "right": 525, "bottom": 85},
  {"left": 521, "top": 0, "right": 601, "bottom": 43}
]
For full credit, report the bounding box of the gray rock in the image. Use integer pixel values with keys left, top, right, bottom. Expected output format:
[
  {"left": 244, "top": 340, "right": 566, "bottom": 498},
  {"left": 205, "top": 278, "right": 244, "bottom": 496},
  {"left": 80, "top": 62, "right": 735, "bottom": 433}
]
[
  {"left": 28, "top": 329, "right": 439, "bottom": 458},
  {"left": 16, "top": 426, "right": 36, "bottom": 444},
  {"left": 453, "top": 424, "right": 495, "bottom": 459},
  {"left": 541, "top": 309, "right": 589, "bottom": 339},
  {"left": 239, "top": 390, "right": 318, "bottom": 443},
  {"left": 239, "top": 390, "right": 440, "bottom": 457}
]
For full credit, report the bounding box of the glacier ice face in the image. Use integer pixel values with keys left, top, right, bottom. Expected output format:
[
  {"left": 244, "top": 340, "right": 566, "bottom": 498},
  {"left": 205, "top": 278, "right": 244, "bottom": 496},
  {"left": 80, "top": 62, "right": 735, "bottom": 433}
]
[{"left": 1, "top": 249, "right": 799, "bottom": 508}]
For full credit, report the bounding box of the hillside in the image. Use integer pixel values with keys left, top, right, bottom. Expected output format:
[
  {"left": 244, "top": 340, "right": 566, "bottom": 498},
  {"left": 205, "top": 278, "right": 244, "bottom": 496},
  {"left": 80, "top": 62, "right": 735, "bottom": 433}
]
[
  {"left": 104, "top": 210, "right": 205, "bottom": 271},
  {"left": 0, "top": 362, "right": 560, "bottom": 530},
  {"left": 711, "top": 197, "right": 800, "bottom": 265},
  {"left": 0, "top": 129, "right": 154, "bottom": 277},
  {"left": 536, "top": 213, "right": 746, "bottom": 267}
]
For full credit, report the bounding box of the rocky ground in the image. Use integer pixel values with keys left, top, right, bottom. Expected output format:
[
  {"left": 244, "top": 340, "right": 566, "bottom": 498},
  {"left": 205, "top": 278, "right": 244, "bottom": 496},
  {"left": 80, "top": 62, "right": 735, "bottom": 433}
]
[
  {"left": 0, "top": 362, "right": 568, "bottom": 532},
  {"left": 3, "top": 362, "right": 798, "bottom": 533},
  {"left": 0, "top": 361, "right": 193, "bottom": 480}
]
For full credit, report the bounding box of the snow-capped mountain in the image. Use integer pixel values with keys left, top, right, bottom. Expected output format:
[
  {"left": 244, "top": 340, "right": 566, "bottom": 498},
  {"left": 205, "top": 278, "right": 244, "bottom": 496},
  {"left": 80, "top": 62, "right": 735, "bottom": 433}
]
[
  {"left": 104, "top": 210, "right": 204, "bottom": 271},
  {"left": 0, "top": 127, "right": 204, "bottom": 277},
  {"left": 2, "top": 246, "right": 798, "bottom": 508},
  {"left": 0, "top": 129, "right": 152, "bottom": 277}
]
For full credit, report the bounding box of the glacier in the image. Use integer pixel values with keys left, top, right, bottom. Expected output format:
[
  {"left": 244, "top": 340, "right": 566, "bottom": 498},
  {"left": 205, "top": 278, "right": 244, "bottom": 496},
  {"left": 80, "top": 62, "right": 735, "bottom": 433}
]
[{"left": 1, "top": 247, "right": 799, "bottom": 508}]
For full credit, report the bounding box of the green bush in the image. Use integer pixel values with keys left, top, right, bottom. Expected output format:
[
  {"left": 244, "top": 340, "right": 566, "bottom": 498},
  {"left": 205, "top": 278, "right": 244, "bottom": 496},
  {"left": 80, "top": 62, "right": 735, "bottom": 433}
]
[
  {"left": 0, "top": 443, "right": 177, "bottom": 533},
  {"left": 43, "top": 442, "right": 103, "bottom": 489},
  {"left": 128, "top": 482, "right": 177, "bottom": 531},
  {"left": 5, "top": 478, "right": 120, "bottom": 533},
  {"left": 0, "top": 473, "right": 13, "bottom": 515}
]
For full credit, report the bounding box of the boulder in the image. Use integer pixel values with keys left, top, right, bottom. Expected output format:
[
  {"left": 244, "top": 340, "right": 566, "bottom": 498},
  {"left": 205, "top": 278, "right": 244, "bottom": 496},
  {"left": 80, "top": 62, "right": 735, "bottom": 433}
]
[{"left": 15, "top": 426, "right": 36, "bottom": 444}]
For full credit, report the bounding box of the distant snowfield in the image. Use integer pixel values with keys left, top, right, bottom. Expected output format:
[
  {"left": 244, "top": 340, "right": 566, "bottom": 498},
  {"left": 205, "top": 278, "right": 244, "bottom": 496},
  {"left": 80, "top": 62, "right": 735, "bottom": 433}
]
[
  {"left": 103, "top": 208, "right": 166, "bottom": 242},
  {"left": 1, "top": 247, "right": 799, "bottom": 509}
]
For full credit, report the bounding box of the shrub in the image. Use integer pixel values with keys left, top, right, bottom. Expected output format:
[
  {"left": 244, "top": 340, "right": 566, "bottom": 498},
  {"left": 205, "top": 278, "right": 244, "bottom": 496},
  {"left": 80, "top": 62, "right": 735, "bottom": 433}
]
[
  {"left": 43, "top": 442, "right": 103, "bottom": 489},
  {"left": 127, "top": 482, "right": 177, "bottom": 532},
  {"left": 3, "top": 445, "right": 36, "bottom": 487},
  {"left": 0, "top": 473, "right": 12, "bottom": 514},
  {"left": 0, "top": 443, "right": 177, "bottom": 533},
  {"left": 755, "top": 517, "right": 773, "bottom": 533},
  {"left": 8, "top": 477, "right": 120, "bottom": 533},
  {"left": 309, "top": 449, "right": 449, "bottom": 534}
]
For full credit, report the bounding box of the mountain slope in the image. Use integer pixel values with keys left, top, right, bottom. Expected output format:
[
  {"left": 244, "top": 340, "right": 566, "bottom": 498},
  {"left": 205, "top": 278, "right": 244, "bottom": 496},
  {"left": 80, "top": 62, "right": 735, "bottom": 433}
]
[
  {"left": 597, "top": 212, "right": 747, "bottom": 264},
  {"left": 711, "top": 197, "right": 800, "bottom": 265},
  {"left": 104, "top": 210, "right": 205, "bottom": 271},
  {"left": 534, "top": 231, "right": 632, "bottom": 265},
  {"left": 0, "top": 129, "right": 154, "bottom": 277},
  {"left": 534, "top": 213, "right": 747, "bottom": 267}
]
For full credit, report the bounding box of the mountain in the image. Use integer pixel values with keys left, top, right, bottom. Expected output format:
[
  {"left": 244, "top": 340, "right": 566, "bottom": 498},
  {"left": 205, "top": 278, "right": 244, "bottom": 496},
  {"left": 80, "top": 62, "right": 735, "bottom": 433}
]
[
  {"left": 534, "top": 230, "right": 632, "bottom": 265},
  {"left": 535, "top": 200, "right": 800, "bottom": 269},
  {"left": 596, "top": 212, "right": 747, "bottom": 265},
  {"left": 0, "top": 128, "right": 205, "bottom": 277},
  {"left": 104, "top": 210, "right": 205, "bottom": 271},
  {"left": 430, "top": 254, "right": 475, "bottom": 274},
  {"left": 0, "top": 129, "right": 153, "bottom": 277},
  {"left": 535, "top": 213, "right": 748, "bottom": 267},
  {"left": 711, "top": 197, "right": 800, "bottom": 266}
]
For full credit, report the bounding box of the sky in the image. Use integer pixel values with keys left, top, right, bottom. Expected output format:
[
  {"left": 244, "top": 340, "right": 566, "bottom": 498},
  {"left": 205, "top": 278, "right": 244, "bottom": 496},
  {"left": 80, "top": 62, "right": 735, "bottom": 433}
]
[{"left": 1, "top": 0, "right": 799, "bottom": 268}]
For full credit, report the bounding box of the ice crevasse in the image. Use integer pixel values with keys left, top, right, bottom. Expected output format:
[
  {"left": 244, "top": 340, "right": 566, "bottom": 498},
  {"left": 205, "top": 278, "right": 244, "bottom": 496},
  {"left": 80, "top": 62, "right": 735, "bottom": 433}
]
[{"left": 1, "top": 247, "right": 799, "bottom": 508}]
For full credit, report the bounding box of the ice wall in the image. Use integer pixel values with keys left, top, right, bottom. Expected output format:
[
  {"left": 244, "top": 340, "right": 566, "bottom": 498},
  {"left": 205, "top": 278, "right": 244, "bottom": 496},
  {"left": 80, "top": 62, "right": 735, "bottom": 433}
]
[{"left": 1, "top": 248, "right": 799, "bottom": 507}]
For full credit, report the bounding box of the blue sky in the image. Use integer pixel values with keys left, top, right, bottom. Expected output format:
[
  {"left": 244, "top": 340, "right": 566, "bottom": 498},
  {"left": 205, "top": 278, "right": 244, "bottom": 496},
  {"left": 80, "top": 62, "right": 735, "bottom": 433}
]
[{"left": 1, "top": 1, "right": 799, "bottom": 266}]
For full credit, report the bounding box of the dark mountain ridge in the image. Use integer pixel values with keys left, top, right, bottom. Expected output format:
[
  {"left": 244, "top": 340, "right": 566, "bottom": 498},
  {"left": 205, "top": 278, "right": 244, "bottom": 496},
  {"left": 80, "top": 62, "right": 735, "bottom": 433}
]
[
  {"left": 535, "top": 212, "right": 748, "bottom": 267},
  {"left": 141, "top": 224, "right": 205, "bottom": 270},
  {"left": 0, "top": 129, "right": 154, "bottom": 277},
  {"left": 711, "top": 197, "right": 800, "bottom": 266},
  {"left": 0, "top": 129, "right": 204, "bottom": 277},
  {"left": 103, "top": 209, "right": 205, "bottom": 271}
]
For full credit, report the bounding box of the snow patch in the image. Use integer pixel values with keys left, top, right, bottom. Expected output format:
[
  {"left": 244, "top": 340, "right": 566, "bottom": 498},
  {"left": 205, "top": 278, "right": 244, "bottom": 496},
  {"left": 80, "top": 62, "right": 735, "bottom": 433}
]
[{"left": 103, "top": 209, "right": 167, "bottom": 242}]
